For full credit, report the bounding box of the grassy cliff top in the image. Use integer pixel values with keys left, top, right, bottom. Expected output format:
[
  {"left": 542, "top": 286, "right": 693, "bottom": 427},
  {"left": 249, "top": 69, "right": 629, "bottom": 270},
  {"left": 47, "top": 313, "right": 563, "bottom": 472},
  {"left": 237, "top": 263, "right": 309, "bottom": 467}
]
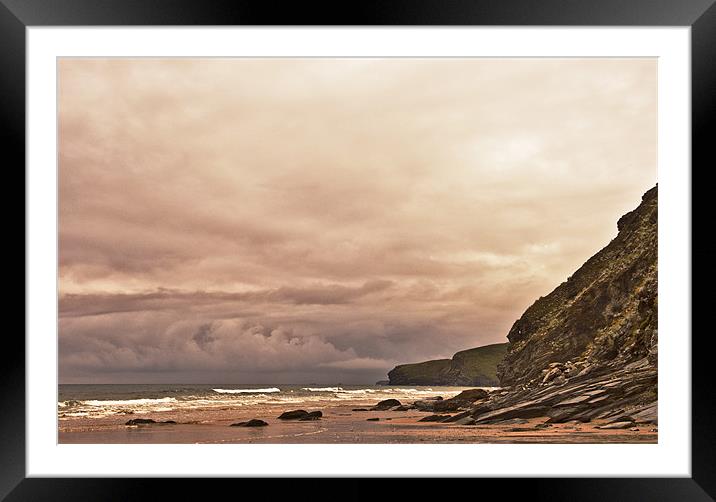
[{"left": 388, "top": 342, "right": 508, "bottom": 386}]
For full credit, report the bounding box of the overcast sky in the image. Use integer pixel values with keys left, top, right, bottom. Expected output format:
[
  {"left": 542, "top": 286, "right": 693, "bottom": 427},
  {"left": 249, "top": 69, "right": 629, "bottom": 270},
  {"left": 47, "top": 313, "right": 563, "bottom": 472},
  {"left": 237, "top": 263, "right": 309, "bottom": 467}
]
[{"left": 58, "top": 58, "right": 656, "bottom": 384}]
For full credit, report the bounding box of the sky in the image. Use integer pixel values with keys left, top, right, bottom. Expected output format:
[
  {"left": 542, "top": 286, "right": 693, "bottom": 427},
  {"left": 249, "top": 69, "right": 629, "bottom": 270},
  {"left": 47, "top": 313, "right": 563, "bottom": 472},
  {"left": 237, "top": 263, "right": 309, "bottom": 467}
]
[{"left": 58, "top": 58, "right": 657, "bottom": 384}]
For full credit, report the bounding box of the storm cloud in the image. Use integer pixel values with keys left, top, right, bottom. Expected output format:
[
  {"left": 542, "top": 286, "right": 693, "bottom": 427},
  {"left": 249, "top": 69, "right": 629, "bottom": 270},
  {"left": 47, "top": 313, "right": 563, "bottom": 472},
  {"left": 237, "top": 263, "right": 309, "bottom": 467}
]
[{"left": 58, "top": 58, "right": 657, "bottom": 383}]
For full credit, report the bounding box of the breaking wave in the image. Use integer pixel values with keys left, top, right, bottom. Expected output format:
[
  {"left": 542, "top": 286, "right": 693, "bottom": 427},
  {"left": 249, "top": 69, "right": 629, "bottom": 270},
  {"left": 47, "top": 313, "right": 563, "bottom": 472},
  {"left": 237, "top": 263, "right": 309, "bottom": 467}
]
[
  {"left": 81, "top": 397, "right": 178, "bottom": 407},
  {"left": 212, "top": 388, "right": 281, "bottom": 394}
]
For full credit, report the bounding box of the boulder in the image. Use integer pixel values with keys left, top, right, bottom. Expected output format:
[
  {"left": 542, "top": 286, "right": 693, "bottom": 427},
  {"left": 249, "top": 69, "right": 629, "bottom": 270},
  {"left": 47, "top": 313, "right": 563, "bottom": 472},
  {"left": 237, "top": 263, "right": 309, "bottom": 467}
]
[
  {"left": 125, "top": 418, "right": 156, "bottom": 425},
  {"left": 432, "top": 400, "right": 467, "bottom": 412},
  {"left": 231, "top": 419, "right": 268, "bottom": 427},
  {"left": 125, "top": 418, "right": 176, "bottom": 425},
  {"left": 453, "top": 416, "right": 476, "bottom": 425},
  {"left": 299, "top": 411, "right": 323, "bottom": 421},
  {"left": 452, "top": 388, "right": 489, "bottom": 401},
  {"left": 413, "top": 400, "right": 438, "bottom": 411},
  {"left": 278, "top": 410, "right": 309, "bottom": 420},
  {"left": 542, "top": 367, "right": 562, "bottom": 385},
  {"left": 371, "top": 399, "right": 401, "bottom": 410},
  {"left": 416, "top": 389, "right": 491, "bottom": 413}
]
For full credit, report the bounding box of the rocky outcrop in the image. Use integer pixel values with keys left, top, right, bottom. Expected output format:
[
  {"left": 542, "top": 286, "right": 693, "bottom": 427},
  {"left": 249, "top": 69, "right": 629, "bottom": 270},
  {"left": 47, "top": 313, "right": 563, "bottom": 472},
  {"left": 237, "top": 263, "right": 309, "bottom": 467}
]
[
  {"left": 469, "top": 358, "right": 656, "bottom": 424},
  {"left": 414, "top": 388, "right": 491, "bottom": 413},
  {"left": 387, "top": 343, "right": 508, "bottom": 386}
]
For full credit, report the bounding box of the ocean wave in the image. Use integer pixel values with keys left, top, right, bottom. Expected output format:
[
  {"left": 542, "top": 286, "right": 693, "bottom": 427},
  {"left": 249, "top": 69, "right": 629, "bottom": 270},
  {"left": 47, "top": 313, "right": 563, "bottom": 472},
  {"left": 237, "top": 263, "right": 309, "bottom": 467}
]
[
  {"left": 82, "top": 397, "right": 178, "bottom": 406},
  {"left": 301, "top": 387, "right": 344, "bottom": 392},
  {"left": 212, "top": 387, "right": 281, "bottom": 394}
]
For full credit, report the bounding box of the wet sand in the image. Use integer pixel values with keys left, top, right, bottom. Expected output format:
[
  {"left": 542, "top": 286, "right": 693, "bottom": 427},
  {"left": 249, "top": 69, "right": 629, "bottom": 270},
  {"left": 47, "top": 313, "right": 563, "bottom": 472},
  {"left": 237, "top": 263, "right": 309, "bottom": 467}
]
[{"left": 59, "top": 398, "right": 657, "bottom": 444}]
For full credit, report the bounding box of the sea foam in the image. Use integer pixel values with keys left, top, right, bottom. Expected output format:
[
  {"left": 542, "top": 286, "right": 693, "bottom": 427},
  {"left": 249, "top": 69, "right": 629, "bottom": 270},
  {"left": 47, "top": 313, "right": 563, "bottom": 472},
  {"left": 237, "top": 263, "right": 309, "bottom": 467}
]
[
  {"left": 82, "top": 397, "right": 178, "bottom": 406},
  {"left": 212, "top": 387, "right": 281, "bottom": 394}
]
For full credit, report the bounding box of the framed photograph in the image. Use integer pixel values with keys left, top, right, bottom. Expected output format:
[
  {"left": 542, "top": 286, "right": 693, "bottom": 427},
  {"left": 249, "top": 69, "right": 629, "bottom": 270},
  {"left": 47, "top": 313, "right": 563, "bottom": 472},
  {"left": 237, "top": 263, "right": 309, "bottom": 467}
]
[{"left": 6, "top": 0, "right": 712, "bottom": 498}]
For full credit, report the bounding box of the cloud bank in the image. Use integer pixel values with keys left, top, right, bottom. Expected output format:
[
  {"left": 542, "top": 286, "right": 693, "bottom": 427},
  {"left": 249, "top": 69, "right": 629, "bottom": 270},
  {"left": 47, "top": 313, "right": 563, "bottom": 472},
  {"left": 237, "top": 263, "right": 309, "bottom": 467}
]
[{"left": 58, "top": 58, "right": 657, "bottom": 383}]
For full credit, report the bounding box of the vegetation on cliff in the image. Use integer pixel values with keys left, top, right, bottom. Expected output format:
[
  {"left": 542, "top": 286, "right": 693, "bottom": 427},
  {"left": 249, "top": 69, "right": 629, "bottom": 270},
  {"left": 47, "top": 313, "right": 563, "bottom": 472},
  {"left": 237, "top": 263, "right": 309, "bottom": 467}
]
[
  {"left": 497, "top": 185, "right": 657, "bottom": 388},
  {"left": 387, "top": 343, "right": 508, "bottom": 386}
]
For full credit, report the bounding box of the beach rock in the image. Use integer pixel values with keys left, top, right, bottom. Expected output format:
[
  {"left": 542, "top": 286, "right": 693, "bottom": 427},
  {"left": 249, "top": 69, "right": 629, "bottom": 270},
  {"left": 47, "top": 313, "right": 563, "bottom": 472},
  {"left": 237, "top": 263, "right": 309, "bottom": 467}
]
[
  {"left": 231, "top": 419, "right": 268, "bottom": 427},
  {"left": 452, "top": 388, "right": 489, "bottom": 401},
  {"left": 371, "top": 399, "right": 401, "bottom": 410},
  {"left": 442, "top": 410, "right": 472, "bottom": 423},
  {"left": 551, "top": 375, "right": 567, "bottom": 386},
  {"left": 125, "top": 418, "right": 156, "bottom": 425},
  {"left": 278, "top": 410, "right": 309, "bottom": 420},
  {"left": 630, "top": 403, "right": 658, "bottom": 424},
  {"left": 493, "top": 418, "right": 530, "bottom": 425},
  {"left": 413, "top": 389, "right": 491, "bottom": 413},
  {"left": 418, "top": 414, "right": 451, "bottom": 422},
  {"left": 453, "top": 416, "right": 476, "bottom": 425},
  {"left": 606, "top": 415, "right": 635, "bottom": 424},
  {"left": 542, "top": 367, "right": 562, "bottom": 384},
  {"left": 352, "top": 408, "right": 369, "bottom": 412},
  {"left": 473, "top": 405, "right": 551, "bottom": 424},
  {"left": 299, "top": 411, "right": 323, "bottom": 421},
  {"left": 393, "top": 405, "right": 414, "bottom": 411},
  {"left": 413, "top": 400, "right": 438, "bottom": 411},
  {"left": 597, "top": 421, "right": 634, "bottom": 429},
  {"left": 366, "top": 417, "right": 380, "bottom": 421},
  {"left": 125, "top": 418, "right": 177, "bottom": 426},
  {"left": 432, "top": 400, "right": 468, "bottom": 412}
]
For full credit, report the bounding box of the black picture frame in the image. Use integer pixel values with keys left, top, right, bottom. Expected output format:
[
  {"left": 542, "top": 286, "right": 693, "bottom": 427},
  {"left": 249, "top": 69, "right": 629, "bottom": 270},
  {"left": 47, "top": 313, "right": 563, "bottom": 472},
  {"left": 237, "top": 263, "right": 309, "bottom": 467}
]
[{"left": 5, "top": 0, "right": 712, "bottom": 499}]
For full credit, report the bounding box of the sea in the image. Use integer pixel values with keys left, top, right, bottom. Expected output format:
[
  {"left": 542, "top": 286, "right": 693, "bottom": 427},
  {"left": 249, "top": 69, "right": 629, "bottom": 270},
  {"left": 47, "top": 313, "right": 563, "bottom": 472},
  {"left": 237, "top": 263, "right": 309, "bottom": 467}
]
[{"left": 58, "top": 384, "right": 479, "bottom": 420}]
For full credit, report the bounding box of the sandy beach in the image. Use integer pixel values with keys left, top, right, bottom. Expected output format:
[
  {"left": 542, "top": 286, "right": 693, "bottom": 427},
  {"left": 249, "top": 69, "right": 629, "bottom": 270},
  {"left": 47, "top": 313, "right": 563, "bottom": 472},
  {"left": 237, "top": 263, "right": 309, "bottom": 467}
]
[{"left": 59, "top": 396, "right": 657, "bottom": 444}]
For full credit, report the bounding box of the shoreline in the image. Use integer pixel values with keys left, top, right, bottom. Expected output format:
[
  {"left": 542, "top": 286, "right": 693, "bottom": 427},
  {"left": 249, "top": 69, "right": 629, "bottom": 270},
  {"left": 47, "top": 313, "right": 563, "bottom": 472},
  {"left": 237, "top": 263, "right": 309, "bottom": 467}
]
[{"left": 59, "top": 396, "right": 657, "bottom": 444}]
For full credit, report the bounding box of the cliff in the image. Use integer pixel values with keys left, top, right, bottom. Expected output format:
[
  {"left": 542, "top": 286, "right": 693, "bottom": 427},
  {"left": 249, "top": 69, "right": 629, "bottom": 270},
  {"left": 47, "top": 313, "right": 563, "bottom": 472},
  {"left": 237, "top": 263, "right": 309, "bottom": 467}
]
[
  {"left": 404, "top": 186, "right": 658, "bottom": 427},
  {"left": 497, "top": 185, "right": 657, "bottom": 388},
  {"left": 387, "top": 343, "right": 508, "bottom": 386}
]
